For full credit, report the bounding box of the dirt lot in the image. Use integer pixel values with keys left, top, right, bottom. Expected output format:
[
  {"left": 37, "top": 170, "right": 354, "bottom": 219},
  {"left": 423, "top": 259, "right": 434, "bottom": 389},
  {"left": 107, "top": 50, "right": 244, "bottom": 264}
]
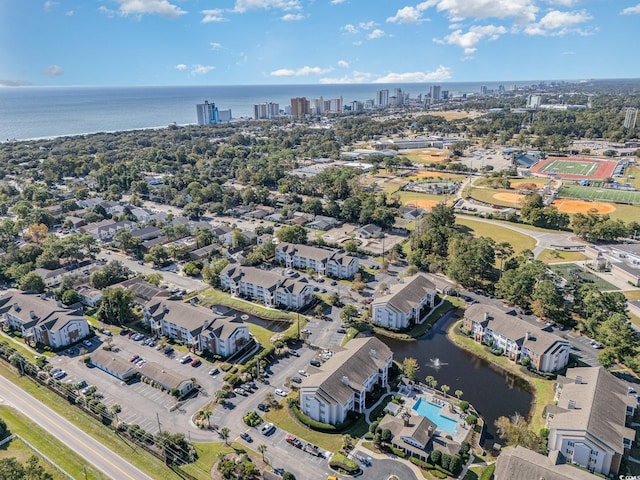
[{"left": 552, "top": 199, "right": 617, "bottom": 214}]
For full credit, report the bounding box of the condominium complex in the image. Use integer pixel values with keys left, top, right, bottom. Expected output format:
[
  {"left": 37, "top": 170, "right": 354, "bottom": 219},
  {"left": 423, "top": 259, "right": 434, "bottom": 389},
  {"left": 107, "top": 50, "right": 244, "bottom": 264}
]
[
  {"left": 376, "top": 89, "right": 389, "bottom": 107},
  {"left": 275, "top": 243, "right": 359, "bottom": 279},
  {"left": 254, "top": 102, "right": 280, "bottom": 119},
  {"left": 196, "top": 100, "right": 232, "bottom": 125},
  {"left": 290, "top": 97, "right": 310, "bottom": 117},
  {"left": 371, "top": 274, "right": 436, "bottom": 330}
]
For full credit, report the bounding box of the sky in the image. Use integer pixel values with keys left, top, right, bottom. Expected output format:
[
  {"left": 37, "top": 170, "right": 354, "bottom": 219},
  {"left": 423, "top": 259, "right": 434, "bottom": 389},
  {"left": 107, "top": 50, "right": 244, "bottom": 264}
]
[{"left": 1, "top": 0, "right": 640, "bottom": 87}]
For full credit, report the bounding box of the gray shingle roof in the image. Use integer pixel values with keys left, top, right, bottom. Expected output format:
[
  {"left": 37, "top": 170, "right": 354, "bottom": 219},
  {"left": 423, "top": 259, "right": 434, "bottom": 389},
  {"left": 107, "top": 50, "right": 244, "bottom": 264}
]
[
  {"left": 0, "top": 290, "right": 85, "bottom": 334},
  {"left": 496, "top": 446, "right": 602, "bottom": 480},
  {"left": 373, "top": 274, "right": 435, "bottom": 314}
]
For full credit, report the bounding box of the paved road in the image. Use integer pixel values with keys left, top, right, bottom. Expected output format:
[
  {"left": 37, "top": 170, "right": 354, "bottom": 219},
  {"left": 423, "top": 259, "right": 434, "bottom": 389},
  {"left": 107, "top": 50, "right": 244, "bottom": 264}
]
[{"left": 0, "top": 374, "right": 154, "bottom": 480}]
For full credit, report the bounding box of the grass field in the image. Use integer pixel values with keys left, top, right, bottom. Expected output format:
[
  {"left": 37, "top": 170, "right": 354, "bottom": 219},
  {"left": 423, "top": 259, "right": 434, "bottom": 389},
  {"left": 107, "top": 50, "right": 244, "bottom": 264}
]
[
  {"left": 623, "top": 290, "right": 640, "bottom": 301},
  {"left": 549, "top": 263, "right": 619, "bottom": 291},
  {"left": 558, "top": 185, "right": 640, "bottom": 205},
  {"left": 467, "top": 187, "right": 520, "bottom": 207},
  {"left": 0, "top": 434, "right": 69, "bottom": 480},
  {"left": 455, "top": 217, "right": 537, "bottom": 255},
  {"left": 536, "top": 249, "right": 587, "bottom": 264},
  {"left": 540, "top": 159, "right": 599, "bottom": 176}
]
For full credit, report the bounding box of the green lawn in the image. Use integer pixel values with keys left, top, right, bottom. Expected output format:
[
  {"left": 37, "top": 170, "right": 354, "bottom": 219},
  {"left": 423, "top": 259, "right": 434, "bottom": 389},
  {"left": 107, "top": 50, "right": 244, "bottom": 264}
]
[
  {"left": 559, "top": 184, "right": 640, "bottom": 205},
  {"left": 0, "top": 405, "right": 110, "bottom": 480},
  {"left": 196, "top": 288, "right": 299, "bottom": 322},
  {"left": 263, "top": 402, "right": 368, "bottom": 452},
  {"left": 0, "top": 365, "right": 176, "bottom": 479},
  {"left": 536, "top": 248, "right": 588, "bottom": 264},
  {"left": 455, "top": 217, "right": 537, "bottom": 255},
  {"left": 540, "top": 159, "right": 599, "bottom": 176},
  {"left": 406, "top": 297, "right": 461, "bottom": 338},
  {"left": 549, "top": 263, "right": 619, "bottom": 291},
  {"left": 178, "top": 441, "right": 243, "bottom": 479},
  {"left": 447, "top": 323, "right": 555, "bottom": 432}
]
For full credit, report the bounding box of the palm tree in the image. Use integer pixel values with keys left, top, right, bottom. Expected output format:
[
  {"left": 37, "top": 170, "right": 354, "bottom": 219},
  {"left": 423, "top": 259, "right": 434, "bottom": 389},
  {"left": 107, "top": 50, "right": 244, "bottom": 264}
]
[
  {"left": 342, "top": 434, "right": 354, "bottom": 452},
  {"left": 441, "top": 385, "right": 450, "bottom": 397},
  {"left": 219, "top": 426, "right": 230, "bottom": 446},
  {"left": 425, "top": 375, "right": 437, "bottom": 389},
  {"left": 202, "top": 409, "right": 212, "bottom": 428},
  {"left": 258, "top": 443, "right": 268, "bottom": 463},
  {"left": 455, "top": 390, "right": 463, "bottom": 400}
]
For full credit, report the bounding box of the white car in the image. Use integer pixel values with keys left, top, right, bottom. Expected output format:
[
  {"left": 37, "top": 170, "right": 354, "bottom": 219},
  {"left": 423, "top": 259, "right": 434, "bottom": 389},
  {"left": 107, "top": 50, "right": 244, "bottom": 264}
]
[
  {"left": 274, "top": 389, "right": 288, "bottom": 397},
  {"left": 260, "top": 423, "right": 275, "bottom": 435}
]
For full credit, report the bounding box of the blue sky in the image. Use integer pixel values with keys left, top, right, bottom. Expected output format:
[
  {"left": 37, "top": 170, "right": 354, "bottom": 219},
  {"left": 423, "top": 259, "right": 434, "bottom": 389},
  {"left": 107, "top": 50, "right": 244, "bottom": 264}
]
[{"left": 2, "top": 0, "right": 640, "bottom": 86}]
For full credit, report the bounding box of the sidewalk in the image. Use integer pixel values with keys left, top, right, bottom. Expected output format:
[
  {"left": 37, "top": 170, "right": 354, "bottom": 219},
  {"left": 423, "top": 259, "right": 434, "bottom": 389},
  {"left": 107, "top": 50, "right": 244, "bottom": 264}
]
[{"left": 355, "top": 438, "right": 424, "bottom": 480}]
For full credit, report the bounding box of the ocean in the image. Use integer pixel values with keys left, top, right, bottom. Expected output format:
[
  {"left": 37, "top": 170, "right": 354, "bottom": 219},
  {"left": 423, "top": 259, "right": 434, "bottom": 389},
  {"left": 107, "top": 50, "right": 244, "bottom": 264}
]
[{"left": 0, "top": 81, "right": 532, "bottom": 141}]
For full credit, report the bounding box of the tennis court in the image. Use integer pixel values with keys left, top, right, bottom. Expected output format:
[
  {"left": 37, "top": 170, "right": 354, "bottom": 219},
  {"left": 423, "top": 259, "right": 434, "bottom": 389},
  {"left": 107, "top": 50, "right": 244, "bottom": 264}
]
[{"left": 558, "top": 185, "right": 640, "bottom": 205}]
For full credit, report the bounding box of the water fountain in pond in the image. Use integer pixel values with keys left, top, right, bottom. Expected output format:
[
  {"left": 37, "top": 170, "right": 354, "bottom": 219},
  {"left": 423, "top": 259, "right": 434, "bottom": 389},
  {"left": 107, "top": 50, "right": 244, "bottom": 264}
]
[{"left": 429, "top": 358, "right": 448, "bottom": 369}]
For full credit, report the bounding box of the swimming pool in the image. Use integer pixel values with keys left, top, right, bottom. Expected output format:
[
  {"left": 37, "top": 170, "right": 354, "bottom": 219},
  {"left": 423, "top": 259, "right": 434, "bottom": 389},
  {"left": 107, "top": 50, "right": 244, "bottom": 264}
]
[{"left": 412, "top": 398, "right": 459, "bottom": 434}]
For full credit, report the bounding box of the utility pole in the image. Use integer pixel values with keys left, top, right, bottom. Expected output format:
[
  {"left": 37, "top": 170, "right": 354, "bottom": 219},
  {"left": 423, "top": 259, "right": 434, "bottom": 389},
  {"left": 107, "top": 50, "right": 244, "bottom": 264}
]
[{"left": 156, "top": 412, "right": 162, "bottom": 434}]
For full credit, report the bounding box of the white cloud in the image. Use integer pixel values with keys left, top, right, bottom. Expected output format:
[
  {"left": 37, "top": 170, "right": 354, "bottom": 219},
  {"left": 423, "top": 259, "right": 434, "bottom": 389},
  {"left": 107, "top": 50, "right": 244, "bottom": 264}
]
[
  {"left": 437, "top": 24, "right": 506, "bottom": 54},
  {"left": 330, "top": 0, "right": 346, "bottom": 3},
  {"left": 270, "top": 66, "right": 333, "bottom": 76},
  {"left": 66, "top": 10, "right": 74, "bottom": 15},
  {"left": 174, "top": 64, "right": 188, "bottom": 71},
  {"left": 367, "top": 29, "right": 385, "bottom": 39},
  {"left": 422, "top": 0, "right": 538, "bottom": 24},
  {"left": 42, "top": 65, "right": 64, "bottom": 76},
  {"left": 621, "top": 3, "right": 640, "bottom": 14},
  {"left": 44, "top": 1, "right": 59, "bottom": 11},
  {"left": 233, "top": 0, "right": 301, "bottom": 13},
  {"left": 112, "top": 0, "right": 187, "bottom": 18},
  {"left": 190, "top": 64, "right": 215, "bottom": 75},
  {"left": 337, "top": 60, "right": 349, "bottom": 68},
  {"left": 524, "top": 9, "right": 592, "bottom": 35},
  {"left": 319, "top": 71, "right": 374, "bottom": 84},
  {"left": 282, "top": 13, "right": 304, "bottom": 20},
  {"left": 201, "top": 9, "right": 227, "bottom": 22},
  {"left": 386, "top": 3, "right": 430, "bottom": 24},
  {"left": 358, "top": 21, "right": 376, "bottom": 30},
  {"left": 342, "top": 24, "right": 359, "bottom": 34},
  {"left": 210, "top": 42, "right": 223, "bottom": 50},
  {"left": 546, "top": 0, "right": 581, "bottom": 6},
  {"left": 373, "top": 66, "right": 452, "bottom": 83}
]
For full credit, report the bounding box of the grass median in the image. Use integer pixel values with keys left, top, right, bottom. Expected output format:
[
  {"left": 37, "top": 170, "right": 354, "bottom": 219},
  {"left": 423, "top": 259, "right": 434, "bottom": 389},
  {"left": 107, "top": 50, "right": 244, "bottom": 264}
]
[{"left": 196, "top": 288, "right": 299, "bottom": 322}]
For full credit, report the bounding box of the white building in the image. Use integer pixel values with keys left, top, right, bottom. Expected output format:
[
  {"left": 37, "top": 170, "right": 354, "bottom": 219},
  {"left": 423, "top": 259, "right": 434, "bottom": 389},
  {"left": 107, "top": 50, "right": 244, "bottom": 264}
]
[
  {"left": 0, "top": 291, "right": 90, "bottom": 349},
  {"left": 463, "top": 304, "right": 570, "bottom": 373},
  {"left": 546, "top": 367, "right": 636, "bottom": 476},
  {"left": 275, "top": 243, "right": 359, "bottom": 279},
  {"left": 220, "top": 264, "right": 315, "bottom": 309},
  {"left": 144, "top": 299, "right": 250, "bottom": 357},
  {"left": 371, "top": 274, "right": 436, "bottom": 329},
  {"left": 299, "top": 337, "right": 392, "bottom": 425}
]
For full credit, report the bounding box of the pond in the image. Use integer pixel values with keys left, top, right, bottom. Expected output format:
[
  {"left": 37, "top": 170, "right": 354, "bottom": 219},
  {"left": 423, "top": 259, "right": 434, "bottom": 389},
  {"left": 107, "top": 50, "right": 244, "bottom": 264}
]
[
  {"left": 210, "top": 305, "right": 290, "bottom": 332},
  {"left": 377, "top": 312, "right": 534, "bottom": 449}
]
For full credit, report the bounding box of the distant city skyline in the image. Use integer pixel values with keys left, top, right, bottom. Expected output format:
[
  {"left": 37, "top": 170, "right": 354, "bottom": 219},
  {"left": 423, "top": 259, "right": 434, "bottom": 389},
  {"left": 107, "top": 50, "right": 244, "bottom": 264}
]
[{"left": 2, "top": 0, "right": 640, "bottom": 87}]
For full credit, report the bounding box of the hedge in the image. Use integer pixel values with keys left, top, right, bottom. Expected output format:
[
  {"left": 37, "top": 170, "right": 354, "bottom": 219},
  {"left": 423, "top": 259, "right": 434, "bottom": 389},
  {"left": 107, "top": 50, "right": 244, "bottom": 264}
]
[
  {"left": 410, "top": 457, "right": 429, "bottom": 469},
  {"left": 390, "top": 447, "right": 406, "bottom": 458},
  {"left": 329, "top": 461, "right": 360, "bottom": 475},
  {"left": 480, "top": 464, "right": 495, "bottom": 480},
  {"left": 289, "top": 403, "right": 359, "bottom": 433}
]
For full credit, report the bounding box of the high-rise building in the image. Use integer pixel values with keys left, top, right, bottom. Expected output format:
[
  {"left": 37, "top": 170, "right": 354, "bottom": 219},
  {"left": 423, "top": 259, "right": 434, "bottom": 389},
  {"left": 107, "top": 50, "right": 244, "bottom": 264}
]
[
  {"left": 394, "top": 88, "right": 404, "bottom": 106},
  {"left": 376, "top": 89, "right": 389, "bottom": 107},
  {"left": 527, "top": 95, "right": 542, "bottom": 109},
  {"left": 254, "top": 102, "right": 280, "bottom": 119},
  {"left": 351, "top": 101, "right": 364, "bottom": 112},
  {"left": 624, "top": 108, "right": 638, "bottom": 129},
  {"left": 429, "top": 85, "right": 441, "bottom": 102},
  {"left": 196, "top": 100, "right": 219, "bottom": 125},
  {"left": 310, "top": 97, "right": 324, "bottom": 115},
  {"left": 217, "top": 109, "right": 232, "bottom": 123},
  {"left": 290, "top": 97, "right": 310, "bottom": 117},
  {"left": 325, "top": 97, "right": 343, "bottom": 113},
  {"left": 480, "top": 85, "right": 488, "bottom": 95}
]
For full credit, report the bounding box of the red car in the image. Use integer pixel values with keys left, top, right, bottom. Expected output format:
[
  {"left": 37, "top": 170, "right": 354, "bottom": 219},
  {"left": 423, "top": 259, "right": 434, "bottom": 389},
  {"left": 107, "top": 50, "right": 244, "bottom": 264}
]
[
  {"left": 191, "top": 359, "right": 201, "bottom": 367},
  {"left": 129, "top": 354, "right": 139, "bottom": 362}
]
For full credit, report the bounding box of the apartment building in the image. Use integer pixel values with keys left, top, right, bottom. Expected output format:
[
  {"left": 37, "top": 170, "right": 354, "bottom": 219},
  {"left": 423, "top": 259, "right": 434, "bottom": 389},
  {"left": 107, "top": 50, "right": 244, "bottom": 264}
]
[
  {"left": 275, "top": 243, "right": 359, "bottom": 279},
  {"left": 371, "top": 274, "right": 436, "bottom": 330},
  {"left": 463, "top": 304, "right": 570, "bottom": 373}
]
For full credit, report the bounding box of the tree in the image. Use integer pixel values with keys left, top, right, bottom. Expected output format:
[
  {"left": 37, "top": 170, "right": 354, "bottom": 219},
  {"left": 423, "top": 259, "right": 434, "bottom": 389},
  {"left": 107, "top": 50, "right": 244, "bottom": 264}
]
[
  {"left": 380, "top": 428, "right": 393, "bottom": 443},
  {"left": 494, "top": 413, "right": 546, "bottom": 453},
  {"left": 340, "top": 305, "right": 359, "bottom": 324},
  {"left": 219, "top": 427, "right": 230, "bottom": 446},
  {"left": 61, "top": 289, "right": 81, "bottom": 306},
  {"left": 441, "top": 384, "right": 450, "bottom": 397},
  {"left": 531, "top": 279, "right": 565, "bottom": 322},
  {"left": 144, "top": 245, "right": 170, "bottom": 268},
  {"left": 341, "top": 434, "right": 354, "bottom": 452},
  {"left": 313, "top": 305, "right": 324, "bottom": 319},
  {"left": 90, "top": 260, "right": 131, "bottom": 289},
  {"left": 23, "top": 223, "right": 49, "bottom": 244},
  {"left": 96, "top": 287, "right": 134, "bottom": 325},
  {"left": 328, "top": 292, "right": 340, "bottom": 306},
  {"left": 402, "top": 357, "right": 420, "bottom": 382},
  {"left": 282, "top": 472, "right": 296, "bottom": 480},
  {"left": 275, "top": 225, "right": 308, "bottom": 244},
  {"left": 0, "top": 417, "right": 8, "bottom": 439},
  {"left": 258, "top": 443, "right": 268, "bottom": 462},
  {"left": 19, "top": 272, "right": 45, "bottom": 293},
  {"left": 455, "top": 390, "right": 463, "bottom": 400},
  {"left": 425, "top": 375, "right": 437, "bottom": 389}
]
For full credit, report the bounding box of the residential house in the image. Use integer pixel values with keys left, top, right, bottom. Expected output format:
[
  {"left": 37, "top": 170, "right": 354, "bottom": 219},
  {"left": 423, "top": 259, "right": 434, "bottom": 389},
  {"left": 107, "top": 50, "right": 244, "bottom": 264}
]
[
  {"left": 495, "top": 446, "right": 602, "bottom": 480},
  {"left": 221, "top": 229, "right": 257, "bottom": 247},
  {"left": 371, "top": 274, "right": 436, "bottom": 329},
  {"left": 64, "top": 216, "right": 86, "bottom": 231},
  {"left": 545, "top": 367, "right": 636, "bottom": 476},
  {"left": 378, "top": 413, "right": 437, "bottom": 461},
  {"left": 34, "top": 267, "right": 70, "bottom": 288},
  {"left": 463, "top": 304, "right": 570, "bottom": 373},
  {"left": 129, "top": 207, "right": 152, "bottom": 223},
  {"left": 143, "top": 299, "right": 250, "bottom": 357},
  {"left": 275, "top": 243, "right": 359, "bottom": 279},
  {"left": 90, "top": 349, "right": 138, "bottom": 381},
  {"left": 76, "top": 284, "right": 102, "bottom": 307},
  {"left": 115, "top": 277, "right": 169, "bottom": 305},
  {"left": 0, "top": 290, "right": 90, "bottom": 349},
  {"left": 398, "top": 206, "right": 425, "bottom": 221},
  {"left": 220, "top": 264, "right": 315, "bottom": 309},
  {"left": 299, "top": 337, "right": 392, "bottom": 425},
  {"left": 130, "top": 226, "right": 161, "bottom": 242},
  {"left": 189, "top": 244, "right": 216, "bottom": 261},
  {"left": 356, "top": 224, "right": 383, "bottom": 239},
  {"left": 139, "top": 362, "right": 195, "bottom": 397}
]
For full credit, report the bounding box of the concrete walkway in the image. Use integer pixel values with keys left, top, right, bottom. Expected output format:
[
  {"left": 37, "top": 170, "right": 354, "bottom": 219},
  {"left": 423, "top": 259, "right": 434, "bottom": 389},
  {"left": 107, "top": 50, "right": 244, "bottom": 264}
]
[
  {"left": 355, "top": 438, "right": 424, "bottom": 480},
  {"left": 364, "top": 385, "right": 391, "bottom": 423}
]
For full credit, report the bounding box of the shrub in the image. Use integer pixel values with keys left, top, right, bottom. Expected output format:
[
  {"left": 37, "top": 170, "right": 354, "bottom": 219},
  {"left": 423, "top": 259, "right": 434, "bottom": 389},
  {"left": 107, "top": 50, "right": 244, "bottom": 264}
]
[
  {"left": 369, "top": 421, "right": 379, "bottom": 434},
  {"left": 449, "top": 455, "right": 463, "bottom": 476},
  {"left": 459, "top": 400, "right": 470, "bottom": 412},
  {"left": 430, "top": 450, "right": 442, "bottom": 465},
  {"left": 441, "top": 453, "right": 452, "bottom": 471},
  {"left": 429, "top": 469, "right": 448, "bottom": 479},
  {"left": 282, "top": 473, "right": 296, "bottom": 480},
  {"left": 409, "top": 456, "right": 429, "bottom": 469},
  {"left": 480, "top": 464, "right": 496, "bottom": 480},
  {"left": 243, "top": 411, "right": 262, "bottom": 427},
  {"left": 466, "top": 414, "right": 478, "bottom": 425},
  {"left": 220, "top": 362, "right": 233, "bottom": 372},
  {"left": 460, "top": 441, "right": 471, "bottom": 456},
  {"left": 390, "top": 447, "right": 406, "bottom": 458}
]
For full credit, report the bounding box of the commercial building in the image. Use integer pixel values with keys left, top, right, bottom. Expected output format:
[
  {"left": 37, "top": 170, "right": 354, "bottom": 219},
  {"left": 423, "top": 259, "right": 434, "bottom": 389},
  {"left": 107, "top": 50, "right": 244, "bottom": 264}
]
[
  {"left": 254, "top": 102, "right": 280, "bottom": 119},
  {"left": 290, "top": 97, "right": 310, "bottom": 117},
  {"left": 376, "top": 89, "right": 389, "bottom": 107},
  {"left": 144, "top": 299, "right": 250, "bottom": 357},
  {"left": 371, "top": 274, "right": 436, "bottom": 330},
  {"left": 546, "top": 367, "right": 636, "bottom": 476},
  {"left": 299, "top": 337, "right": 392, "bottom": 425},
  {"left": 196, "top": 100, "right": 219, "bottom": 125},
  {"left": 220, "top": 264, "right": 315, "bottom": 309},
  {"left": 275, "top": 243, "right": 359, "bottom": 279},
  {"left": 463, "top": 304, "right": 570, "bottom": 373},
  {"left": 0, "top": 290, "right": 90, "bottom": 349}
]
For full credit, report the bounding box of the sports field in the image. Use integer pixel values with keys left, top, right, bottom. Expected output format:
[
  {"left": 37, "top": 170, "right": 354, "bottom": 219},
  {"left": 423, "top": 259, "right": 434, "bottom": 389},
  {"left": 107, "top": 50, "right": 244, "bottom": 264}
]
[
  {"left": 531, "top": 157, "right": 617, "bottom": 180},
  {"left": 558, "top": 185, "right": 640, "bottom": 205}
]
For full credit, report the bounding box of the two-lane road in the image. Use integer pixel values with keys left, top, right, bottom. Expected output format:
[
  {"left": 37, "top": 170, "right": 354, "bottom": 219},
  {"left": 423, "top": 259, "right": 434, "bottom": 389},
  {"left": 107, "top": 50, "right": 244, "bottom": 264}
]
[{"left": 0, "top": 375, "right": 155, "bottom": 480}]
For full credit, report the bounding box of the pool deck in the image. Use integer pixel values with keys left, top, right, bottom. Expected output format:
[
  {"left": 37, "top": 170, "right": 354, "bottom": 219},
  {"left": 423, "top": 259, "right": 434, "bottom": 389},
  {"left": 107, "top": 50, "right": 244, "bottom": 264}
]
[{"left": 402, "top": 389, "right": 471, "bottom": 445}]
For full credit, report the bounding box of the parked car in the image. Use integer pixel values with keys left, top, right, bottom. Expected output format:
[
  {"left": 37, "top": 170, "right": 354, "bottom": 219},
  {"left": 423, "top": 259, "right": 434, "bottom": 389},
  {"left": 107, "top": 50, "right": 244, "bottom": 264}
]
[
  {"left": 191, "top": 359, "right": 201, "bottom": 367},
  {"left": 310, "top": 360, "right": 321, "bottom": 367},
  {"left": 240, "top": 432, "right": 253, "bottom": 442},
  {"left": 289, "top": 350, "right": 299, "bottom": 357},
  {"left": 82, "top": 339, "right": 92, "bottom": 347},
  {"left": 257, "top": 403, "right": 269, "bottom": 412},
  {"left": 129, "top": 354, "right": 140, "bottom": 362},
  {"left": 336, "top": 328, "right": 347, "bottom": 334},
  {"left": 179, "top": 355, "right": 192, "bottom": 364},
  {"left": 274, "top": 389, "right": 287, "bottom": 397},
  {"left": 260, "top": 423, "right": 275, "bottom": 435},
  {"left": 291, "top": 376, "right": 302, "bottom": 384},
  {"left": 209, "top": 368, "right": 220, "bottom": 376},
  {"left": 234, "top": 388, "right": 247, "bottom": 396},
  {"left": 164, "top": 346, "right": 174, "bottom": 355}
]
